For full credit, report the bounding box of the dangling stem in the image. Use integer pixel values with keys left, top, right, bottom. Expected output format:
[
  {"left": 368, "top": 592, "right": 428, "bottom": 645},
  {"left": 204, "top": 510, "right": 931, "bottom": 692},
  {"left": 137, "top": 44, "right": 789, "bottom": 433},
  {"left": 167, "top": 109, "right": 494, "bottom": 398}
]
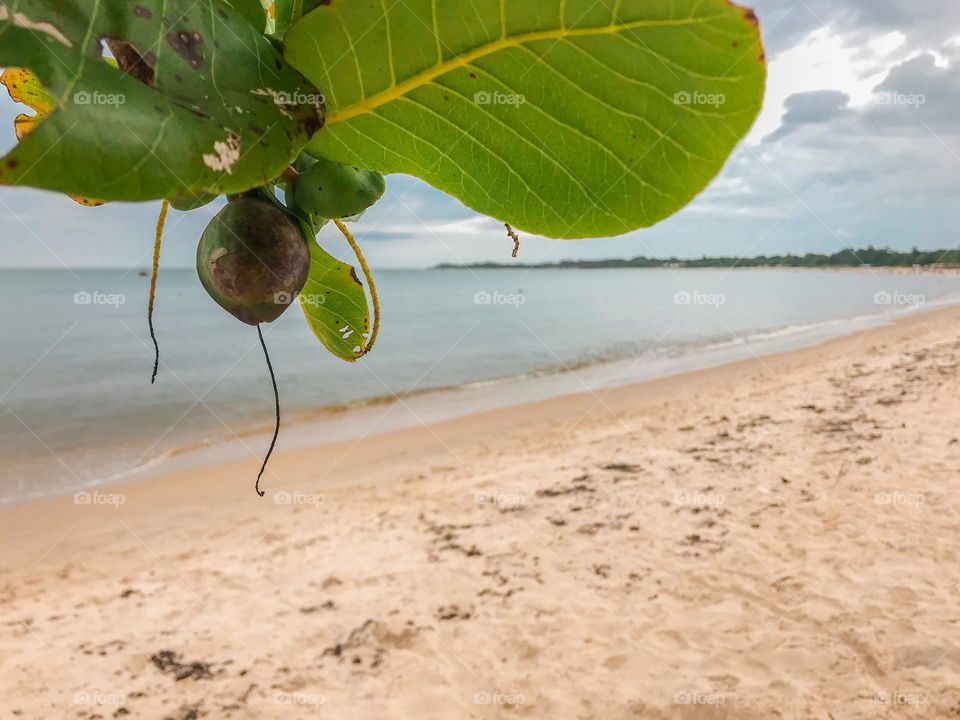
[
  {"left": 256, "top": 324, "right": 280, "bottom": 498},
  {"left": 148, "top": 200, "right": 169, "bottom": 384},
  {"left": 505, "top": 223, "right": 520, "bottom": 258},
  {"left": 334, "top": 218, "right": 381, "bottom": 355}
]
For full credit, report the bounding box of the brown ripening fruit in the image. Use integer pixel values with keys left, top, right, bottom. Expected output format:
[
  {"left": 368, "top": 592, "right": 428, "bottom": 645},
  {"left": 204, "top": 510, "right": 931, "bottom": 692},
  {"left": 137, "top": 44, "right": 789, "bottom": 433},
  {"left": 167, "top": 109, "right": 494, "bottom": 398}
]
[{"left": 196, "top": 197, "right": 310, "bottom": 325}]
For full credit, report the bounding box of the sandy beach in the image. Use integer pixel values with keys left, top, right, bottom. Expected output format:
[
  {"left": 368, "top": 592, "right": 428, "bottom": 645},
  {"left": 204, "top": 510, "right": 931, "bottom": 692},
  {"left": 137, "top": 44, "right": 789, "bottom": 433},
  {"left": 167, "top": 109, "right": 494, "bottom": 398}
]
[{"left": 2, "top": 303, "right": 959, "bottom": 719}]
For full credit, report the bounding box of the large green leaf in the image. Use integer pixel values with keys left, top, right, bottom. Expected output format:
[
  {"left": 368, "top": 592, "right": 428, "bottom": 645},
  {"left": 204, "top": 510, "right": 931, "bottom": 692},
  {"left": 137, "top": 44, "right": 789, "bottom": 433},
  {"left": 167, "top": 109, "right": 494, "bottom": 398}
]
[
  {"left": 285, "top": 0, "right": 765, "bottom": 239},
  {"left": 0, "top": 0, "right": 323, "bottom": 201},
  {"left": 224, "top": 0, "right": 267, "bottom": 32},
  {"left": 299, "top": 238, "right": 371, "bottom": 361}
]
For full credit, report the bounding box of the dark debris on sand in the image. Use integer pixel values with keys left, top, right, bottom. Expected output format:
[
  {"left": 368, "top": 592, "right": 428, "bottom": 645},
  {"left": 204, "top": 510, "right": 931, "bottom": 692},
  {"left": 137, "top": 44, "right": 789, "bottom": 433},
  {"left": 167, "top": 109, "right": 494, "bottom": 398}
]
[{"left": 150, "top": 650, "right": 215, "bottom": 681}]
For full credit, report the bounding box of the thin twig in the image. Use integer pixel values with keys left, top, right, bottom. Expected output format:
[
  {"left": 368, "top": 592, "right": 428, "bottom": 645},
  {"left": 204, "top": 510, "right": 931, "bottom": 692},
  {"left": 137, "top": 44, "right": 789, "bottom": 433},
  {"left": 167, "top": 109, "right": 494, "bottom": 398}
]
[
  {"left": 148, "top": 200, "right": 169, "bottom": 384},
  {"left": 334, "top": 219, "right": 381, "bottom": 355},
  {"left": 256, "top": 324, "right": 280, "bottom": 498},
  {"left": 505, "top": 223, "right": 520, "bottom": 258}
]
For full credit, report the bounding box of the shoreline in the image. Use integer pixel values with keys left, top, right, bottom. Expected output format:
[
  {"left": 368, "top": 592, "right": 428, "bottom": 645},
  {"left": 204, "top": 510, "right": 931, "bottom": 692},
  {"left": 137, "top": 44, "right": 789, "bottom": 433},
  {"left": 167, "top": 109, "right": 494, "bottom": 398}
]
[
  {"left": 3, "top": 300, "right": 960, "bottom": 717},
  {"left": 2, "top": 298, "right": 958, "bottom": 524},
  {"left": 5, "top": 291, "right": 958, "bottom": 507},
  {"left": 433, "top": 264, "right": 960, "bottom": 273}
]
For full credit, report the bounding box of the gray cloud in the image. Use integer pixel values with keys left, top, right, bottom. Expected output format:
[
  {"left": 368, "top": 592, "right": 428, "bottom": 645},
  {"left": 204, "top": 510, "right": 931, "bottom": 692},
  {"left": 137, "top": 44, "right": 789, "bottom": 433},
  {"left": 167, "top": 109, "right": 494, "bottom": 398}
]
[
  {"left": 765, "top": 90, "right": 852, "bottom": 142},
  {"left": 751, "top": 0, "right": 959, "bottom": 54},
  {"left": 865, "top": 52, "right": 960, "bottom": 131}
]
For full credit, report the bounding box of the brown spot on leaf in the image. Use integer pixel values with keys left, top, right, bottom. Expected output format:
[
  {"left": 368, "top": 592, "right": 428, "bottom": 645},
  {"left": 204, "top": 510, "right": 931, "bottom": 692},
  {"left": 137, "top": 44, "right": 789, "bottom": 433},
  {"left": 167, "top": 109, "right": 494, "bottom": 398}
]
[
  {"left": 102, "top": 37, "right": 157, "bottom": 85},
  {"left": 725, "top": 2, "right": 765, "bottom": 63},
  {"left": 132, "top": 5, "right": 152, "bottom": 18},
  {"left": 7, "top": 159, "right": 18, "bottom": 169},
  {"left": 166, "top": 29, "right": 205, "bottom": 70},
  {"left": 171, "top": 95, "right": 211, "bottom": 118},
  {"left": 349, "top": 268, "right": 362, "bottom": 286},
  {"left": 302, "top": 112, "right": 324, "bottom": 138}
]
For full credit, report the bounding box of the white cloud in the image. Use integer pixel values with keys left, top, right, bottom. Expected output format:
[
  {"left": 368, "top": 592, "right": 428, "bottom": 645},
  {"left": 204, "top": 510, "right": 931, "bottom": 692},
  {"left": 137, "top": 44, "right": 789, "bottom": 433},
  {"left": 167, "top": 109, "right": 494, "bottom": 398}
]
[{"left": 749, "top": 25, "right": 907, "bottom": 142}]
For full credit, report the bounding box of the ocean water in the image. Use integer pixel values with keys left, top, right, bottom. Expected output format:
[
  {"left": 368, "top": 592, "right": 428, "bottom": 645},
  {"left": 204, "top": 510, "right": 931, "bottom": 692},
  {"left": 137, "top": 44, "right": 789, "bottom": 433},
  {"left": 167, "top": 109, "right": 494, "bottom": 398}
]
[{"left": 2, "top": 267, "right": 958, "bottom": 501}]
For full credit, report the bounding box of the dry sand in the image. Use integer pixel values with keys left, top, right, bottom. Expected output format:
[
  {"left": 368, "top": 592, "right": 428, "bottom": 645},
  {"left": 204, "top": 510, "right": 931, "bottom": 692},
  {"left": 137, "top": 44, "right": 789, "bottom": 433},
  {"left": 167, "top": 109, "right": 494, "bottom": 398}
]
[{"left": 2, "top": 305, "right": 960, "bottom": 719}]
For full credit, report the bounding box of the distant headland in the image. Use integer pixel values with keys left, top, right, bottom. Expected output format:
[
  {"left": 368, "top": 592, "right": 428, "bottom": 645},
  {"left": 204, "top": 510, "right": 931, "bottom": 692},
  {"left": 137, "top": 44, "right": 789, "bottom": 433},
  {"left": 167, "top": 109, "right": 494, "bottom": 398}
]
[{"left": 434, "top": 246, "right": 960, "bottom": 270}]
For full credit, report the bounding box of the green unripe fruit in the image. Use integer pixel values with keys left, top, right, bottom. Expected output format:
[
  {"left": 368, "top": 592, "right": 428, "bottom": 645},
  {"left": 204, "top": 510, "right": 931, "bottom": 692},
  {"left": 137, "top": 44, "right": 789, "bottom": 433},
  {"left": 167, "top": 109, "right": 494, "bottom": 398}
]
[
  {"left": 292, "top": 157, "right": 385, "bottom": 219},
  {"left": 196, "top": 197, "right": 310, "bottom": 325}
]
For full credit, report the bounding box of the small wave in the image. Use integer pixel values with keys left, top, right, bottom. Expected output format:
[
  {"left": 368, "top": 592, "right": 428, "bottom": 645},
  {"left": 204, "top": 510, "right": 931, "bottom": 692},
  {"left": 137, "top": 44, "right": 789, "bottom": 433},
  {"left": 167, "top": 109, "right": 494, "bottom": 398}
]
[{"left": 169, "top": 305, "right": 908, "bottom": 455}]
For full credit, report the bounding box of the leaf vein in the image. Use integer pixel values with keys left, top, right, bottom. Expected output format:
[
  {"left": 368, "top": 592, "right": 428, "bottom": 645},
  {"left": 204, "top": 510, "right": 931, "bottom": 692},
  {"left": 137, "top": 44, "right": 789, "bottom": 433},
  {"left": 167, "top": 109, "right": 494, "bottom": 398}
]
[{"left": 326, "top": 12, "right": 728, "bottom": 123}]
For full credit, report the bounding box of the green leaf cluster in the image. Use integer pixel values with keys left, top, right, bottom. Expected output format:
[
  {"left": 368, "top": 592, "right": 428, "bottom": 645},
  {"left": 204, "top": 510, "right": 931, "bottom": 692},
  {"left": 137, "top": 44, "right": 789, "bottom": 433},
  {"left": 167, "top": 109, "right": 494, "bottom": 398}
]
[{"left": 0, "top": 0, "right": 765, "bottom": 359}]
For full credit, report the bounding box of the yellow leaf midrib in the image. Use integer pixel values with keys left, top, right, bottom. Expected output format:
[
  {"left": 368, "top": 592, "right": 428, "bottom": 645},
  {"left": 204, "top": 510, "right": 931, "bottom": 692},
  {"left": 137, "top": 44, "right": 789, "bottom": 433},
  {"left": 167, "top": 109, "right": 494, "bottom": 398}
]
[{"left": 325, "top": 13, "right": 726, "bottom": 125}]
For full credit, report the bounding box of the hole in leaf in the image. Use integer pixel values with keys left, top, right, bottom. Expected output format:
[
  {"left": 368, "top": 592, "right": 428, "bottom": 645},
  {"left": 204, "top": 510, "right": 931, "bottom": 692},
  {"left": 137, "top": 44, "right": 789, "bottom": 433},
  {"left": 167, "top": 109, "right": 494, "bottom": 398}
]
[{"left": 99, "top": 37, "right": 157, "bottom": 86}]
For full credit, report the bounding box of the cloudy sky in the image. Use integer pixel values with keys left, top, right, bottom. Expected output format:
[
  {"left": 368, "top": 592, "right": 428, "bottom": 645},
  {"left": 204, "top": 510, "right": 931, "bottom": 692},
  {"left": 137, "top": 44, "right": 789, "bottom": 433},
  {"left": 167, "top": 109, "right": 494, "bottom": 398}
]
[{"left": 0, "top": 0, "right": 957, "bottom": 269}]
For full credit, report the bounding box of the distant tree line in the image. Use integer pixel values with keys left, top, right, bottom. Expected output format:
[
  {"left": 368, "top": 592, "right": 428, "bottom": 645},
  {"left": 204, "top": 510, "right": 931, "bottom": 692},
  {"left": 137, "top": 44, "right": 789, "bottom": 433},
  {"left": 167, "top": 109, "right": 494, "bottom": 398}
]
[{"left": 435, "top": 246, "right": 960, "bottom": 270}]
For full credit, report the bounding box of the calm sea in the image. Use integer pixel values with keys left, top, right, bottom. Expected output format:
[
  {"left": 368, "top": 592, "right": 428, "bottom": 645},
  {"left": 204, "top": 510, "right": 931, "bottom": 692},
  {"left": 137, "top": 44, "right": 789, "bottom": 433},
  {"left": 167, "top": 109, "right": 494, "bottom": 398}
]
[{"left": 1, "top": 267, "right": 958, "bottom": 501}]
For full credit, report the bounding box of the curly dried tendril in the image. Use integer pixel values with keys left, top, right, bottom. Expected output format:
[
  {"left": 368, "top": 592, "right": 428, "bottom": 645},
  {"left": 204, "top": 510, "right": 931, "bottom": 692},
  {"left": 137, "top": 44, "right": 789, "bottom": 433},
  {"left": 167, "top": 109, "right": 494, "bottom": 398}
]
[
  {"left": 256, "top": 324, "right": 280, "bottom": 498},
  {"left": 505, "top": 223, "right": 520, "bottom": 258},
  {"left": 148, "top": 200, "right": 169, "bottom": 384},
  {"left": 334, "top": 218, "right": 380, "bottom": 355}
]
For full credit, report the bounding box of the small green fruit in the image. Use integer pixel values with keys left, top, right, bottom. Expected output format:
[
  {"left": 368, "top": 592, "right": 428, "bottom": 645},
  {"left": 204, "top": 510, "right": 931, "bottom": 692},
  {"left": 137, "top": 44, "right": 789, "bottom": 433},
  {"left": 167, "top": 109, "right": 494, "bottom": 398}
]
[
  {"left": 293, "top": 157, "right": 385, "bottom": 219},
  {"left": 196, "top": 197, "right": 310, "bottom": 325}
]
